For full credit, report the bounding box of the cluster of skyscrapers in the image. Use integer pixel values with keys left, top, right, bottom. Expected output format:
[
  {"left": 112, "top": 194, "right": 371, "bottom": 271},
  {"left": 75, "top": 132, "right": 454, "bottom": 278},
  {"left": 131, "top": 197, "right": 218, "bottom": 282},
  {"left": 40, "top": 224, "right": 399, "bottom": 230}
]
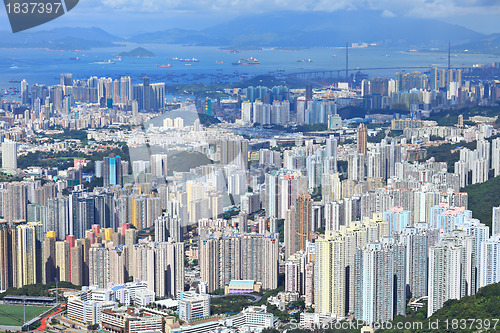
[
  {"left": 1, "top": 61, "right": 500, "bottom": 332},
  {"left": 20, "top": 74, "right": 165, "bottom": 115}
]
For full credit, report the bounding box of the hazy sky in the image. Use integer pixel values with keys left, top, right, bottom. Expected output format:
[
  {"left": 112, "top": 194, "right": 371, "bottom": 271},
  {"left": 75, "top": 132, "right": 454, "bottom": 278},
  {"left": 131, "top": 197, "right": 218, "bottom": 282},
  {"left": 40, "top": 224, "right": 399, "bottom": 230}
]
[{"left": 1, "top": 0, "right": 499, "bottom": 35}]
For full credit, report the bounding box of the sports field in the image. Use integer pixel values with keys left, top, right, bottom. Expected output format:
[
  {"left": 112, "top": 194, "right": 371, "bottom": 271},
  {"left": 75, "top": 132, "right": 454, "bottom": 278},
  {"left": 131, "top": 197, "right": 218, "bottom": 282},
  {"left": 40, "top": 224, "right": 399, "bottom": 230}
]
[{"left": 0, "top": 304, "right": 51, "bottom": 326}]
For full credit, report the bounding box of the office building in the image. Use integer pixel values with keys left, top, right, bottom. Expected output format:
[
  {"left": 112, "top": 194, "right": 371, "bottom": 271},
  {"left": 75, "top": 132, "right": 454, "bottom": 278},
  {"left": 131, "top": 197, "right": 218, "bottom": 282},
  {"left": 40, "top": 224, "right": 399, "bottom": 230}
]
[
  {"left": 296, "top": 193, "right": 313, "bottom": 253},
  {"left": 428, "top": 231, "right": 476, "bottom": 317},
  {"left": 2, "top": 141, "right": 17, "bottom": 170},
  {"left": 16, "top": 222, "right": 43, "bottom": 287},
  {"left": 397, "top": 224, "right": 439, "bottom": 299},
  {"left": 133, "top": 240, "right": 184, "bottom": 298},
  {"left": 55, "top": 240, "right": 70, "bottom": 282},
  {"left": 357, "top": 123, "right": 367, "bottom": 155},
  {"left": 285, "top": 206, "right": 297, "bottom": 260},
  {"left": 89, "top": 246, "right": 110, "bottom": 288},
  {"left": 42, "top": 233, "right": 56, "bottom": 284},
  {"left": 315, "top": 215, "right": 389, "bottom": 316},
  {"left": 150, "top": 154, "right": 168, "bottom": 178},
  {"left": 110, "top": 245, "right": 129, "bottom": 285},
  {"left": 354, "top": 239, "right": 406, "bottom": 323},
  {"left": 155, "top": 212, "right": 182, "bottom": 243},
  {"left": 199, "top": 232, "right": 279, "bottom": 292},
  {"left": 103, "top": 156, "right": 123, "bottom": 186},
  {"left": 479, "top": 235, "right": 500, "bottom": 288},
  {"left": 178, "top": 291, "right": 210, "bottom": 322},
  {"left": 493, "top": 207, "right": 500, "bottom": 236}
]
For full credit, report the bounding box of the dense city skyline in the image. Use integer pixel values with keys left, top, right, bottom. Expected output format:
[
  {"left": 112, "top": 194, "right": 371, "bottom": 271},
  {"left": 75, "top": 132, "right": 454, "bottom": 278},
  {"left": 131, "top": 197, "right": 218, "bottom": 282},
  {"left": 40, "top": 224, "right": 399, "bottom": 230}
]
[
  {"left": 0, "top": 58, "right": 498, "bottom": 331},
  {"left": 0, "top": 1, "right": 499, "bottom": 331}
]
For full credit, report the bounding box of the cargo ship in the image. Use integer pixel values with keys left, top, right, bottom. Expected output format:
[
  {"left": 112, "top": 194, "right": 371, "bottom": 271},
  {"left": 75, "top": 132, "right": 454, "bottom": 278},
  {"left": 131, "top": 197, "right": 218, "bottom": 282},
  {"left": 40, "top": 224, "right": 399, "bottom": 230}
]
[
  {"left": 179, "top": 58, "right": 199, "bottom": 62},
  {"left": 156, "top": 64, "right": 172, "bottom": 67},
  {"left": 232, "top": 57, "right": 259, "bottom": 65}
]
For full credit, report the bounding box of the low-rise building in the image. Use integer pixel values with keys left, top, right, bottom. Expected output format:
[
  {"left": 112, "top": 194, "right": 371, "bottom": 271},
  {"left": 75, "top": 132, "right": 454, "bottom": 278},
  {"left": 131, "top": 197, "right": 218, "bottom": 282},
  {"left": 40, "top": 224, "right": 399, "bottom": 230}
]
[
  {"left": 224, "top": 280, "right": 261, "bottom": 294},
  {"left": 101, "top": 307, "right": 167, "bottom": 333},
  {"left": 225, "top": 305, "right": 275, "bottom": 331},
  {"left": 177, "top": 291, "right": 211, "bottom": 322},
  {"left": 299, "top": 312, "right": 336, "bottom": 329},
  {"left": 67, "top": 296, "right": 116, "bottom": 325}
]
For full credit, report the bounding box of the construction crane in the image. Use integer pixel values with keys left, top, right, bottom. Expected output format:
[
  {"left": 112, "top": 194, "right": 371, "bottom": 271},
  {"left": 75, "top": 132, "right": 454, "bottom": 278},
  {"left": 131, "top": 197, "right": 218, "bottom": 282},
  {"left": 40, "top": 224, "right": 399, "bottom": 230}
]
[{"left": 324, "top": 82, "right": 336, "bottom": 99}]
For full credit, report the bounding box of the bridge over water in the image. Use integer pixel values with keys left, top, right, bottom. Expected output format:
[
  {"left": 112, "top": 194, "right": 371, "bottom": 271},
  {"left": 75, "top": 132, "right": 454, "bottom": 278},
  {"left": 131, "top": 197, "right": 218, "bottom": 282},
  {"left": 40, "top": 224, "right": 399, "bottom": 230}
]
[{"left": 285, "top": 65, "right": 479, "bottom": 82}]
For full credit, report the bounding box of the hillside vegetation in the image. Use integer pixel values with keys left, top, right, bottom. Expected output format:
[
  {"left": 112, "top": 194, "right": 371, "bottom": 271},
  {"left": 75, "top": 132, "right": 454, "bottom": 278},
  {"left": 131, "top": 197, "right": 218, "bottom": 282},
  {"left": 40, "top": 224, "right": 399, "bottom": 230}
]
[
  {"left": 463, "top": 175, "right": 500, "bottom": 229},
  {"left": 382, "top": 282, "right": 500, "bottom": 332}
]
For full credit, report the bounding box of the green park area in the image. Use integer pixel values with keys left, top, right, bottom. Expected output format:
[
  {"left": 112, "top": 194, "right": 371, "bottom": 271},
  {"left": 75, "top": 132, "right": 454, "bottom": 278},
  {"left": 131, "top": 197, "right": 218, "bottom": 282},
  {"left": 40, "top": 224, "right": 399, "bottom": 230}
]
[
  {"left": 210, "top": 295, "right": 258, "bottom": 315},
  {"left": 0, "top": 304, "right": 50, "bottom": 326}
]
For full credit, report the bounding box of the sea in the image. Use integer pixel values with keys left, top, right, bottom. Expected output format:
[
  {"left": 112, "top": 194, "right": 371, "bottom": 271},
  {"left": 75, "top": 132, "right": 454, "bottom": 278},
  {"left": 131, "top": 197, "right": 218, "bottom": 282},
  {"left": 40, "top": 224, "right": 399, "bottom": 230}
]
[{"left": 1, "top": 42, "right": 499, "bottom": 92}]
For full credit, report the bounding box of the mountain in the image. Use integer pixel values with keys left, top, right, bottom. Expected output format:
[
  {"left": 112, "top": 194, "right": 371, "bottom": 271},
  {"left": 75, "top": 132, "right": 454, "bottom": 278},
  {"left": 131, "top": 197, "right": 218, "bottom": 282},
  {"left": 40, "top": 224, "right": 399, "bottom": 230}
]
[
  {"left": 0, "top": 27, "right": 121, "bottom": 50},
  {"left": 0, "top": 12, "right": 490, "bottom": 51},
  {"left": 130, "top": 28, "right": 225, "bottom": 45},
  {"left": 119, "top": 47, "right": 155, "bottom": 58},
  {"left": 379, "top": 282, "right": 500, "bottom": 333},
  {"left": 464, "top": 174, "right": 500, "bottom": 229},
  {"left": 128, "top": 10, "right": 483, "bottom": 49},
  {"left": 454, "top": 33, "right": 500, "bottom": 55}
]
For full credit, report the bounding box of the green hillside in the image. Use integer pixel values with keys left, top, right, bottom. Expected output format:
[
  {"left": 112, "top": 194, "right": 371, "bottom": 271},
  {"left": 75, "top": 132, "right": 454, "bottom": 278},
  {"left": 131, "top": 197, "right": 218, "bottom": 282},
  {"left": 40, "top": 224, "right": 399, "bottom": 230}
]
[
  {"left": 263, "top": 282, "right": 500, "bottom": 333},
  {"left": 463, "top": 175, "right": 500, "bottom": 229},
  {"left": 382, "top": 282, "right": 500, "bottom": 332}
]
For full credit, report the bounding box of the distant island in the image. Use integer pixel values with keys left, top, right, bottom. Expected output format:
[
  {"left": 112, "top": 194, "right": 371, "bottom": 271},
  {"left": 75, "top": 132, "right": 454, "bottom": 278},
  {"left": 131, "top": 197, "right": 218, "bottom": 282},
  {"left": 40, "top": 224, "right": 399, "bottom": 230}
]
[{"left": 119, "top": 47, "right": 155, "bottom": 58}]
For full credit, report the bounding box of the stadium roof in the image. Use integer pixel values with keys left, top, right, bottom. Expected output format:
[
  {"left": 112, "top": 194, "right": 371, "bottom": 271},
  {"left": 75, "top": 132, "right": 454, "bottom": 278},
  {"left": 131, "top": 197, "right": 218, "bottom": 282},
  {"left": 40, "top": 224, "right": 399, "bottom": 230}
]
[
  {"left": 4, "top": 295, "right": 56, "bottom": 302},
  {"left": 229, "top": 280, "right": 255, "bottom": 285}
]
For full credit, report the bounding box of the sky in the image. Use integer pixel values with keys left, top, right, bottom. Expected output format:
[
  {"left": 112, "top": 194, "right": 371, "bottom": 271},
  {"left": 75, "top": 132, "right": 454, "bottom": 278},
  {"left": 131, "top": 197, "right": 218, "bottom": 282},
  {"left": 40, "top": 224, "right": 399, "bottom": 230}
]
[{"left": 0, "top": 0, "right": 499, "bottom": 36}]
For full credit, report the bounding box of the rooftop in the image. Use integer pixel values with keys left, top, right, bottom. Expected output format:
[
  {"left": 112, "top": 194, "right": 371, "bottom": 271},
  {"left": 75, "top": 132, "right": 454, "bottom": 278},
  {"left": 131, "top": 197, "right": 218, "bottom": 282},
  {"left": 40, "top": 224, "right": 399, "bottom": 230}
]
[{"left": 229, "top": 280, "right": 255, "bottom": 285}]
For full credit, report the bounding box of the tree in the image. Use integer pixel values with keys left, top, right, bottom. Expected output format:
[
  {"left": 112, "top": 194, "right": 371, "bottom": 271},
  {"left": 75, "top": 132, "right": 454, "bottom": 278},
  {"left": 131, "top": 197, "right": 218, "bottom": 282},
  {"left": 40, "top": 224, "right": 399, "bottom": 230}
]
[
  {"left": 87, "top": 324, "right": 99, "bottom": 331},
  {"left": 210, "top": 288, "right": 225, "bottom": 296},
  {"left": 289, "top": 298, "right": 305, "bottom": 312}
]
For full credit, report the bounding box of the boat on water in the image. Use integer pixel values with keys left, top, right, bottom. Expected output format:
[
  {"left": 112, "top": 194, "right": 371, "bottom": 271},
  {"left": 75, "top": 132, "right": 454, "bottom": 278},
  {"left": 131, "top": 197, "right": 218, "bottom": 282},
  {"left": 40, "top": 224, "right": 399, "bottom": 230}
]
[
  {"left": 216, "top": 61, "right": 224, "bottom": 64},
  {"left": 297, "top": 59, "right": 312, "bottom": 63},
  {"left": 9, "top": 65, "right": 18, "bottom": 69},
  {"left": 89, "top": 60, "right": 115, "bottom": 65},
  {"left": 232, "top": 57, "right": 259, "bottom": 65},
  {"left": 69, "top": 57, "right": 80, "bottom": 60},
  {"left": 179, "top": 58, "right": 199, "bottom": 62},
  {"left": 156, "top": 64, "right": 172, "bottom": 68}
]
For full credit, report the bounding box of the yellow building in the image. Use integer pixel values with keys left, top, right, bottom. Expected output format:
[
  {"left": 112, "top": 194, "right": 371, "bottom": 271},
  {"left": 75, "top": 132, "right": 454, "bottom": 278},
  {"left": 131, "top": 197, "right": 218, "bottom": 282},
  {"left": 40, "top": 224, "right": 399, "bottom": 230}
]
[
  {"left": 16, "top": 222, "right": 42, "bottom": 287},
  {"left": 315, "top": 214, "right": 389, "bottom": 316}
]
